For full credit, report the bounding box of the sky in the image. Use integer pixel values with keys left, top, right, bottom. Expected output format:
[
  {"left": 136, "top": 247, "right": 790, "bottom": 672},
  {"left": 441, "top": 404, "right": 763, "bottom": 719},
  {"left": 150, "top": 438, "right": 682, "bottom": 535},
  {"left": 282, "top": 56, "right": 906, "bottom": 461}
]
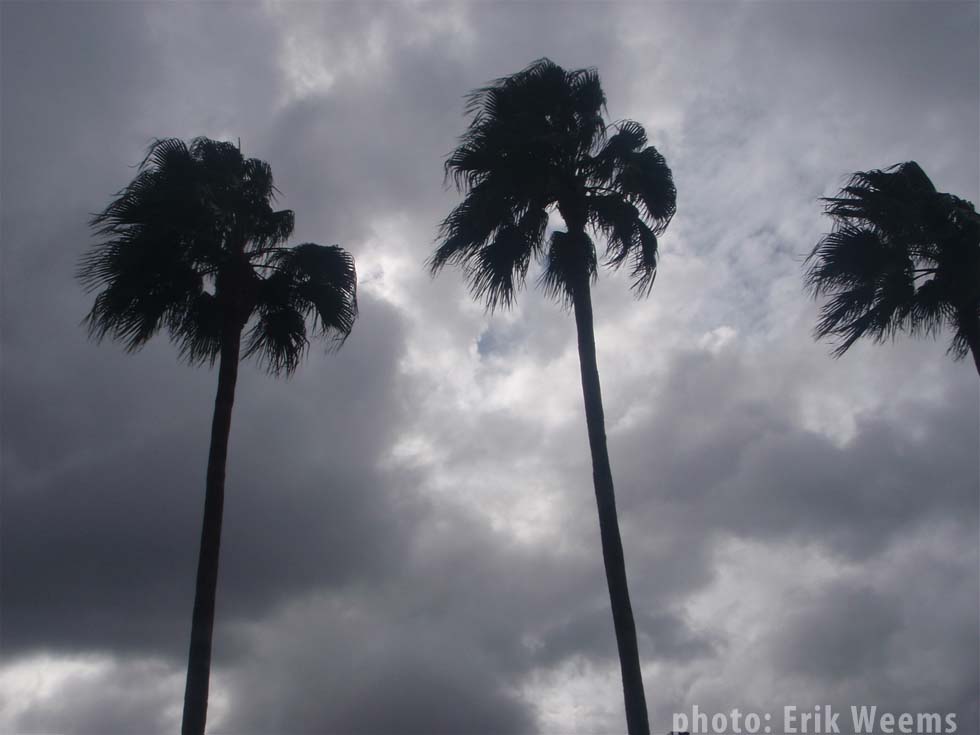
[{"left": 1, "top": 1, "right": 978, "bottom": 733}]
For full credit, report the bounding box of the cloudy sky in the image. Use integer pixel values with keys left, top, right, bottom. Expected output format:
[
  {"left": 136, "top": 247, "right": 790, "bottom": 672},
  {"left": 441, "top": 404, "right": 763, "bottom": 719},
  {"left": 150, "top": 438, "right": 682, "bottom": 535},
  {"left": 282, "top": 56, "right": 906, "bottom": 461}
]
[{"left": 1, "top": 1, "right": 978, "bottom": 733}]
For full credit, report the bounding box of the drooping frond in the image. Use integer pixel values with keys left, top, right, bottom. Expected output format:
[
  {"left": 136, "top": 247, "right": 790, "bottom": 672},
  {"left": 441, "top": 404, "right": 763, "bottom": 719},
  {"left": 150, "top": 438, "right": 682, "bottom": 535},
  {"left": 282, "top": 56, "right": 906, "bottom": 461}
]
[
  {"left": 586, "top": 120, "right": 647, "bottom": 185},
  {"left": 243, "top": 297, "right": 309, "bottom": 375},
  {"left": 539, "top": 230, "right": 597, "bottom": 306},
  {"left": 909, "top": 277, "right": 954, "bottom": 340},
  {"left": 804, "top": 225, "right": 908, "bottom": 297},
  {"left": 612, "top": 146, "right": 677, "bottom": 234},
  {"left": 174, "top": 292, "right": 224, "bottom": 366},
  {"left": 587, "top": 194, "right": 660, "bottom": 295},
  {"left": 79, "top": 226, "right": 204, "bottom": 352},
  {"left": 465, "top": 207, "right": 549, "bottom": 311},
  {"left": 431, "top": 178, "right": 525, "bottom": 273},
  {"left": 261, "top": 243, "right": 358, "bottom": 362},
  {"left": 805, "top": 224, "right": 915, "bottom": 354}
]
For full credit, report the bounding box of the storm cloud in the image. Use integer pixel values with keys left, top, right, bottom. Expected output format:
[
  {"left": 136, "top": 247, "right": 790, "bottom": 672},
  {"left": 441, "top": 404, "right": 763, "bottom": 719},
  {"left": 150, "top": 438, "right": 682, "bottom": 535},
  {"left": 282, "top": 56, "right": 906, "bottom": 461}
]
[{"left": 1, "top": 1, "right": 977, "bottom": 733}]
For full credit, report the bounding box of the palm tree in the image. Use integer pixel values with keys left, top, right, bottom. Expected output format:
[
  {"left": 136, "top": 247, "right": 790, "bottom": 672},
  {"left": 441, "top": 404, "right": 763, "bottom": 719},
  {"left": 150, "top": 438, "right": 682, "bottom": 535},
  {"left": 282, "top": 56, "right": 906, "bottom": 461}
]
[
  {"left": 79, "top": 137, "right": 357, "bottom": 735},
  {"left": 805, "top": 161, "right": 980, "bottom": 374},
  {"left": 430, "top": 59, "right": 676, "bottom": 735}
]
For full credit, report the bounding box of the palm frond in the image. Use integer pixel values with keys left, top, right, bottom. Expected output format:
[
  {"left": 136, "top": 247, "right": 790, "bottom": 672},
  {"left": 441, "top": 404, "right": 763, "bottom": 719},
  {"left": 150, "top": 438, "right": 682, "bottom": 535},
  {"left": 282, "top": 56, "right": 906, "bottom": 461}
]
[
  {"left": 805, "top": 223, "right": 916, "bottom": 355},
  {"left": 539, "top": 230, "right": 596, "bottom": 306},
  {"left": 612, "top": 146, "right": 677, "bottom": 233},
  {"left": 431, "top": 178, "right": 524, "bottom": 273},
  {"left": 629, "top": 222, "right": 660, "bottom": 296},
  {"left": 589, "top": 194, "right": 642, "bottom": 266},
  {"left": 587, "top": 193, "right": 658, "bottom": 293},
  {"left": 242, "top": 157, "right": 277, "bottom": 202},
  {"left": 243, "top": 302, "right": 309, "bottom": 375},
  {"left": 566, "top": 65, "right": 607, "bottom": 154},
  {"left": 174, "top": 292, "right": 223, "bottom": 366},
  {"left": 586, "top": 120, "right": 647, "bottom": 185},
  {"left": 267, "top": 243, "right": 358, "bottom": 347},
  {"left": 138, "top": 137, "right": 191, "bottom": 173},
  {"left": 909, "top": 277, "right": 953, "bottom": 339},
  {"left": 804, "top": 225, "right": 903, "bottom": 296},
  {"left": 79, "top": 230, "right": 203, "bottom": 352},
  {"left": 466, "top": 207, "right": 549, "bottom": 311},
  {"left": 948, "top": 301, "right": 980, "bottom": 359},
  {"left": 249, "top": 209, "right": 295, "bottom": 252},
  {"left": 822, "top": 162, "right": 938, "bottom": 245}
]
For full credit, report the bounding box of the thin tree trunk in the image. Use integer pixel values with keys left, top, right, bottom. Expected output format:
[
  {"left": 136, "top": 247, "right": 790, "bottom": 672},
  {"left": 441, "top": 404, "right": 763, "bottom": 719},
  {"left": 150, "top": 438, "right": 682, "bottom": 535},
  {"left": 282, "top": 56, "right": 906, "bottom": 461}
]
[
  {"left": 571, "top": 275, "right": 650, "bottom": 735},
  {"left": 966, "top": 325, "right": 980, "bottom": 377},
  {"left": 182, "top": 324, "right": 242, "bottom": 735}
]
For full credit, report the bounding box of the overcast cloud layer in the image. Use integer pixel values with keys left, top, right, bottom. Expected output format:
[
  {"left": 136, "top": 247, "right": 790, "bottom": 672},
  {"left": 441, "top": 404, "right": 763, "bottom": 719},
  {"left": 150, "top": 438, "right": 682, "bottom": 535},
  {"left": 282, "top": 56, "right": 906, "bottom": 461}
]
[{"left": 1, "top": 2, "right": 978, "bottom": 733}]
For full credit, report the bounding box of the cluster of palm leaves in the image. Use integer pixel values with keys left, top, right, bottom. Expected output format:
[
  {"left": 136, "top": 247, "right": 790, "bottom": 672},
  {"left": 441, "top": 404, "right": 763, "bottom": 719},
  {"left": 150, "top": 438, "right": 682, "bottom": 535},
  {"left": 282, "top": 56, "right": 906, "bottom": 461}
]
[
  {"left": 805, "top": 161, "right": 980, "bottom": 373},
  {"left": 432, "top": 60, "right": 675, "bottom": 309},
  {"left": 81, "top": 137, "right": 356, "bottom": 374},
  {"left": 79, "top": 58, "right": 977, "bottom": 735}
]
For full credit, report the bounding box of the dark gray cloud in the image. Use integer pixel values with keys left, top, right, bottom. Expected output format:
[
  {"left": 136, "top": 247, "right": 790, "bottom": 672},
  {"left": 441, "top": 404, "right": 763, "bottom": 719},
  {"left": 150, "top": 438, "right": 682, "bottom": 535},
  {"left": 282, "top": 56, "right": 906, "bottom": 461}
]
[
  {"left": 1, "top": 294, "right": 410, "bottom": 658},
  {"left": 610, "top": 345, "right": 979, "bottom": 560},
  {"left": 771, "top": 581, "right": 904, "bottom": 680},
  {"left": 2, "top": 1, "right": 977, "bottom": 733}
]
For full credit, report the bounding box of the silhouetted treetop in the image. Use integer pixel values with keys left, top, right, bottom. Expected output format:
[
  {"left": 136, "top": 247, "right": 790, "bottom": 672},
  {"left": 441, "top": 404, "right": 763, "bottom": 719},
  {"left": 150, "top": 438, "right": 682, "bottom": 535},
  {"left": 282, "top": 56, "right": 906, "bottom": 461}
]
[
  {"left": 432, "top": 58, "right": 676, "bottom": 310},
  {"left": 80, "top": 137, "right": 356, "bottom": 375},
  {"left": 804, "top": 161, "right": 980, "bottom": 372}
]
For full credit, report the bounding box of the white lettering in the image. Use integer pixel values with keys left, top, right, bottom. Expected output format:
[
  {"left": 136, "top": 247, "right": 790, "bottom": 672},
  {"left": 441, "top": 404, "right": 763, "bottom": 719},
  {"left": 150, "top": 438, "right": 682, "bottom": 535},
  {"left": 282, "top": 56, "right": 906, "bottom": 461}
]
[
  {"left": 825, "top": 705, "right": 840, "bottom": 733},
  {"left": 693, "top": 705, "right": 708, "bottom": 734},
  {"left": 851, "top": 705, "right": 877, "bottom": 733},
  {"left": 785, "top": 705, "right": 798, "bottom": 733}
]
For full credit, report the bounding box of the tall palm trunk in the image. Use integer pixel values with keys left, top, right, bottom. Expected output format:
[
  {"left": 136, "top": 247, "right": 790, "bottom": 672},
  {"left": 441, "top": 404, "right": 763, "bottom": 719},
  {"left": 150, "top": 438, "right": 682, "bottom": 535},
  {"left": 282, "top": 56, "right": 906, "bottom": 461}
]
[
  {"left": 571, "top": 273, "right": 650, "bottom": 735},
  {"left": 182, "top": 323, "right": 242, "bottom": 735},
  {"left": 967, "top": 341, "right": 980, "bottom": 377},
  {"left": 963, "top": 318, "right": 980, "bottom": 377}
]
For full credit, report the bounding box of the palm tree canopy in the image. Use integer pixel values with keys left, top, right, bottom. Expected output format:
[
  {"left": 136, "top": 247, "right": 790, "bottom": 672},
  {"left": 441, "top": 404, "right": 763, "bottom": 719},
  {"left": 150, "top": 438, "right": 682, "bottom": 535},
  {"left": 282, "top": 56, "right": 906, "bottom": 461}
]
[
  {"left": 431, "top": 58, "right": 677, "bottom": 309},
  {"left": 80, "top": 137, "right": 357, "bottom": 374},
  {"left": 805, "top": 161, "right": 980, "bottom": 358}
]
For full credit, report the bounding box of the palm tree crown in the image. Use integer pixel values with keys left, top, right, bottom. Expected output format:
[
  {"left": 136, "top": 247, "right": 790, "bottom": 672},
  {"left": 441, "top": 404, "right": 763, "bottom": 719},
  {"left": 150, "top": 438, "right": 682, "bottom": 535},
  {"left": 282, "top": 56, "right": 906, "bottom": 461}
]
[
  {"left": 80, "top": 137, "right": 357, "bottom": 373},
  {"left": 804, "top": 161, "right": 980, "bottom": 370},
  {"left": 431, "top": 58, "right": 676, "bottom": 306}
]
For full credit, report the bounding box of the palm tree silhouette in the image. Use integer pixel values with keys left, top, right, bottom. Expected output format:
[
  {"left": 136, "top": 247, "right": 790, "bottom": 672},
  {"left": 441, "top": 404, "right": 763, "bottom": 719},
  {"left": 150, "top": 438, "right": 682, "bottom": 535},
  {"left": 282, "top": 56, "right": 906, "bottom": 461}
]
[
  {"left": 431, "top": 59, "right": 676, "bottom": 735},
  {"left": 805, "top": 161, "right": 980, "bottom": 374},
  {"left": 79, "top": 137, "right": 357, "bottom": 735}
]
